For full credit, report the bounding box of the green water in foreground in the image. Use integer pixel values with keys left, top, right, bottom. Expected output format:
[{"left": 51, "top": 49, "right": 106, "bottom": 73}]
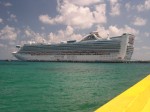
[{"left": 0, "top": 61, "right": 150, "bottom": 112}]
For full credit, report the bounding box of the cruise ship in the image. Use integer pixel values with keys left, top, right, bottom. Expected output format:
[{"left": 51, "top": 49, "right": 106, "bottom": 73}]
[{"left": 12, "top": 32, "right": 135, "bottom": 62}]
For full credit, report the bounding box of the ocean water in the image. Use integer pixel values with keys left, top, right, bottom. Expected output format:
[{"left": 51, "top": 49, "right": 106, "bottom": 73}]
[{"left": 0, "top": 61, "right": 150, "bottom": 112}]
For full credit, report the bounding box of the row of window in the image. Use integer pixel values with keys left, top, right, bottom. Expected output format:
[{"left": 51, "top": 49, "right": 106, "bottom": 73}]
[
  {"left": 21, "top": 45, "right": 121, "bottom": 51},
  {"left": 20, "top": 50, "right": 120, "bottom": 55},
  {"left": 24, "top": 44, "right": 121, "bottom": 49},
  {"left": 20, "top": 48, "right": 121, "bottom": 52},
  {"left": 27, "top": 52, "right": 112, "bottom": 55}
]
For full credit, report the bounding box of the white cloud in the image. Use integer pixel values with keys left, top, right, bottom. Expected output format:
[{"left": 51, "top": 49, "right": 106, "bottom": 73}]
[
  {"left": 6, "top": 14, "right": 18, "bottom": 22},
  {"left": 24, "top": 27, "right": 46, "bottom": 43},
  {"left": 109, "top": 0, "right": 120, "bottom": 16},
  {"left": 39, "top": 0, "right": 106, "bottom": 29},
  {"left": 66, "top": 25, "right": 74, "bottom": 35},
  {"left": 40, "top": 17, "right": 138, "bottom": 43},
  {"left": 10, "top": 14, "right": 18, "bottom": 22},
  {"left": 39, "top": 2, "right": 93, "bottom": 29},
  {"left": 137, "top": 0, "right": 150, "bottom": 12},
  {"left": 125, "top": 3, "right": 131, "bottom": 11},
  {"left": 93, "top": 4, "right": 107, "bottom": 24},
  {"left": 48, "top": 25, "right": 82, "bottom": 43},
  {"left": 4, "top": 2, "right": 12, "bottom": 7},
  {"left": 66, "top": 0, "right": 102, "bottom": 6},
  {"left": 133, "top": 17, "right": 147, "bottom": 26},
  {"left": 0, "top": 25, "right": 18, "bottom": 40},
  {"left": 39, "top": 15, "right": 51, "bottom": 24},
  {"left": 145, "top": 0, "right": 150, "bottom": 9},
  {"left": 96, "top": 25, "right": 139, "bottom": 38},
  {"left": 23, "top": 26, "right": 81, "bottom": 44},
  {"left": 0, "top": 18, "right": 3, "bottom": 23},
  {"left": 124, "top": 0, "right": 150, "bottom": 12},
  {"left": 39, "top": 14, "right": 63, "bottom": 25},
  {"left": 142, "top": 46, "right": 150, "bottom": 50}
]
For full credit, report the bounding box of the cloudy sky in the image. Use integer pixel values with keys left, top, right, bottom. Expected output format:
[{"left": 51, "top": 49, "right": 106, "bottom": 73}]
[{"left": 0, "top": 0, "right": 150, "bottom": 60}]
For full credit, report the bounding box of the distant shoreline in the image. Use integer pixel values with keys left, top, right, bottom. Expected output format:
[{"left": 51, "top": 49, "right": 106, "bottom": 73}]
[{"left": 1, "top": 60, "right": 150, "bottom": 63}]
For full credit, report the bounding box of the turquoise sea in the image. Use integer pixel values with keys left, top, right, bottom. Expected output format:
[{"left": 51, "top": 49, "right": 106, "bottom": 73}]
[{"left": 0, "top": 61, "right": 150, "bottom": 112}]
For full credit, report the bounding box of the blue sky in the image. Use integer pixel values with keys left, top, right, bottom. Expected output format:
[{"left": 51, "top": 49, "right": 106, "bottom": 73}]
[{"left": 0, "top": 0, "right": 150, "bottom": 60}]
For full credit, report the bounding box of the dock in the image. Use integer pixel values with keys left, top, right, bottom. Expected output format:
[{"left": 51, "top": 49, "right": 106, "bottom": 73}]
[{"left": 95, "top": 75, "right": 150, "bottom": 112}]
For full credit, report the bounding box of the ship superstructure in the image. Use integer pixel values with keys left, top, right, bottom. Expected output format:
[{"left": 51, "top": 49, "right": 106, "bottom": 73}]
[{"left": 12, "top": 32, "right": 134, "bottom": 62}]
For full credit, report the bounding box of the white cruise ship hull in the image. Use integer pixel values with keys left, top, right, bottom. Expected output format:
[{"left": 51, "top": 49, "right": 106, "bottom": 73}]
[{"left": 13, "top": 53, "right": 120, "bottom": 62}]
